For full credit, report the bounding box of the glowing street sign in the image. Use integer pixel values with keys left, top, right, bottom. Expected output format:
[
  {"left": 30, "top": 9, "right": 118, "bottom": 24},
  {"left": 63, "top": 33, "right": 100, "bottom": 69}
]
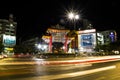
[{"left": 3, "top": 34, "right": 16, "bottom": 46}]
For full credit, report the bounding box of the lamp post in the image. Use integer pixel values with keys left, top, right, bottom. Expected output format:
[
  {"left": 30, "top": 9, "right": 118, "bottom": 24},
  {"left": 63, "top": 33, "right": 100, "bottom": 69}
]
[
  {"left": 68, "top": 12, "right": 79, "bottom": 30},
  {"left": 68, "top": 12, "right": 79, "bottom": 53}
]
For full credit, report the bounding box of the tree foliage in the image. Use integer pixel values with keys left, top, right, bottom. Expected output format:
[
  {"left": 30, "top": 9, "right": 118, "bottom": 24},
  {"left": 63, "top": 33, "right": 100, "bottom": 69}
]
[
  {"left": 95, "top": 40, "right": 120, "bottom": 52},
  {"left": 14, "top": 44, "right": 35, "bottom": 54},
  {"left": 0, "top": 42, "right": 4, "bottom": 53}
]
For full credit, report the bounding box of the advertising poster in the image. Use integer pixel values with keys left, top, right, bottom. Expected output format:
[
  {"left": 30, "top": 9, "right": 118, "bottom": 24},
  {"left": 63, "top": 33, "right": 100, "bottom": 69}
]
[
  {"left": 78, "top": 29, "right": 96, "bottom": 52},
  {"left": 3, "top": 34, "right": 16, "bottom": 46},
  {"left": 81, "top": 34, "right": 93, "bottom": 47}
]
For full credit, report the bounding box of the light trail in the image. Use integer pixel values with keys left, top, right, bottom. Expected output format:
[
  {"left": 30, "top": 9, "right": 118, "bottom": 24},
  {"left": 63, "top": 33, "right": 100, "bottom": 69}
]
[
  {"left": 0, "top": 56, "right": 120, "bottom": 66},
  {"left": 0, "top": 57, "right": 120, "bottom": 65},
  {"left": 15, "top": 65, "right": 116, "bottom": 80}
]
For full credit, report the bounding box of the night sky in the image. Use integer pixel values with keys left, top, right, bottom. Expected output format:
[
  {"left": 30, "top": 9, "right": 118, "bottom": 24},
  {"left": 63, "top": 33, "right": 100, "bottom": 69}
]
[{"left": 0, "top": 0, "right": 120, "bottom": 41}]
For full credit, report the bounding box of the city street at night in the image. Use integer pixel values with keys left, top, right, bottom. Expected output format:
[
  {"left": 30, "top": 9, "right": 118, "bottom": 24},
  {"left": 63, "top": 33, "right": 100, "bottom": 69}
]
[
  {"left": 0, "top": 56, "right": 120, "bottom": 80},
  {"left": 0, "top": 0, "right": 120, "bottom": 80}
]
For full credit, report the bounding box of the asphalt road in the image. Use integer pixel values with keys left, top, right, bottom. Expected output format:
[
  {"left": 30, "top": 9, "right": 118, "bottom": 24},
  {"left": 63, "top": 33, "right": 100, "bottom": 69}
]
[{"left": 0, "top": 57, "right": 120, "bottom": 80}]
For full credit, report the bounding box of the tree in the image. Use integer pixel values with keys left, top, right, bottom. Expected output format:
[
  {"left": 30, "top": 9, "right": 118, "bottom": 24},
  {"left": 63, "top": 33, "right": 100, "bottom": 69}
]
[
  {"left": 14, "top": 45, "right": 25, "bottom": 53},
  {"left": 0, "top": 42, "right": 4, "bottom": 53},
  {"left": 95, "top": 40, "right": 120, "bottom": 55},
  {"left": 67, "top": 30, "right": 77, "bottom": 37}
]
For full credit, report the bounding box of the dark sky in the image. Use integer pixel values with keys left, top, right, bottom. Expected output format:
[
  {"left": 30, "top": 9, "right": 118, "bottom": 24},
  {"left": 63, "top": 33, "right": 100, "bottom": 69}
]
[{"left": 0, "top": 0, "right": 120, "bottom": 41}]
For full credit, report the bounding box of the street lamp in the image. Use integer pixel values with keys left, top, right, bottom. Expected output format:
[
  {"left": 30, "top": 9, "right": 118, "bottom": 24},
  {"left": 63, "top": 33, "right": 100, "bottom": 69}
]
[
  {"left": 68, "top": 12, "right": 79, "bottom": 53},
  {"left": 68, "top": 12, "right": 79, "bottom": 30},
  {"left": 68, "top": 12, "right": 74, "bottom": 20}
]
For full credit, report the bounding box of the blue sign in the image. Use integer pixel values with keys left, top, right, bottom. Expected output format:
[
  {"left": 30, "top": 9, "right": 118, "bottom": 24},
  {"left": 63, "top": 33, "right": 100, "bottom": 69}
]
[
  {"left": 3, "top": 35, "right": 16, "bottom": 46},
  {"left": 81, "top": 34, "right": 93, "bottom": 47}
]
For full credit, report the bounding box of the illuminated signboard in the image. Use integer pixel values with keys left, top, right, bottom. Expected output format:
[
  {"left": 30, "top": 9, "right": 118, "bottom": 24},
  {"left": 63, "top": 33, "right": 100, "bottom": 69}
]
[
  {"left": 78, "top": 29, "right": 96, "bottom": 52},
  {"left": 52, "top": 33, "right": 65, "bottom": 42},
  {"left": 109, "top": 32, "right": 115, "bottom": 42},
  {"left": 5, "top": 48, "right": 14, "bottom": 51},
  {"left": 3, "top": 34, "right": 16, "bottom": 46},
  {"left": 81, "top": 34, "right": 93, "bottom": 47}
]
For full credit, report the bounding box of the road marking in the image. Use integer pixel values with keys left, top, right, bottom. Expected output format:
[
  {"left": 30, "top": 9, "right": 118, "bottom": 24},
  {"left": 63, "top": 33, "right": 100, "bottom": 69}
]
[{"left": 16, "top": 65, "right": 116, "bottom": 80}]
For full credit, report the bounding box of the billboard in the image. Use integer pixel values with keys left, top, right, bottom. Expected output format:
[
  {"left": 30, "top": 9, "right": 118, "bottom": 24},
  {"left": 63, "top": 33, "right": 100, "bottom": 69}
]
[
  {"left": 3, "top": 34, "right": 16, "bottom": 46},
  {"left": 78, "top": 29, "right": 96, "bottom": 52},
  {"left": 81, "top": 34, "right": 93, "bottom": 47}
]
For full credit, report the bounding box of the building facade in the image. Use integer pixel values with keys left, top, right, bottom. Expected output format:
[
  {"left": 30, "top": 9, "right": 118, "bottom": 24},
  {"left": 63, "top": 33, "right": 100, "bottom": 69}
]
[
  {"left": 97, "top": 30, "right": 117, "bottom": 45},
  {"left": 77, "top": 29, "right": 97, "bottom": 53},
  {"left": 0, "top": 14, "right": 17, "bottom": 55}
]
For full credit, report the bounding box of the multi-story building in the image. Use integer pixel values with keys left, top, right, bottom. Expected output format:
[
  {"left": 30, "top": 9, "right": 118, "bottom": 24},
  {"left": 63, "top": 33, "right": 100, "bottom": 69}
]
[
  {"left": 0, "top": 14, "right": 17, "bottom": 55},
  {"left": 97, "top": 30, "right": 117, "bottom": 45},
  {"left": 0, "top": 14, "right": 16, "bottom": 36}
]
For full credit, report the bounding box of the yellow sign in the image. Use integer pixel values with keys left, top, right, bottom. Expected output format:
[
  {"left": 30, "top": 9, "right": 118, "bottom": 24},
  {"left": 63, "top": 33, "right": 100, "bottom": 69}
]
[{"left": 5, "top": 48, "right": 13, "bottom": 51}]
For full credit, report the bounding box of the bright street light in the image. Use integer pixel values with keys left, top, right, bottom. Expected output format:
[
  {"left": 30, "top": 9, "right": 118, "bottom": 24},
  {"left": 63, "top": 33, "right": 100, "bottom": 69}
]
[
  {"left": 67, "top": 12, "right": 80, "bottom": 30},
  {"left": 68, "top": 12, "right": 74, "bottom": 20},
  {"left": 68, "top": 12, "right": 79, "bottom": 20},
  {"left": 75, "top": 15, "right": 79, "bottom": 20}
]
